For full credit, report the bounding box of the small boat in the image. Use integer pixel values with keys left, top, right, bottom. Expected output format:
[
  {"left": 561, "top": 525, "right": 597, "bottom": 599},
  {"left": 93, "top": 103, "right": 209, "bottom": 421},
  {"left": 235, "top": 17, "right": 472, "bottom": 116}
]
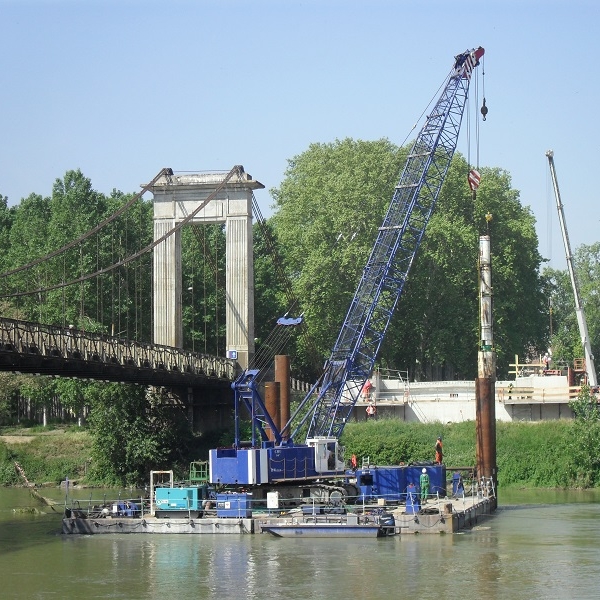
[{"left": 260, "top": 511, "right": 396, "bottom": 538}]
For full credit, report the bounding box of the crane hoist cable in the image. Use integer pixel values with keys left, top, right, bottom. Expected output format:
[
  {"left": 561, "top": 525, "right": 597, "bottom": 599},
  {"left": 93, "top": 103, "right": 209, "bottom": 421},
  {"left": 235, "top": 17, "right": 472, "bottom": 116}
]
[{"left": 480, "top": 54, "right": 488, "bottom": 122}]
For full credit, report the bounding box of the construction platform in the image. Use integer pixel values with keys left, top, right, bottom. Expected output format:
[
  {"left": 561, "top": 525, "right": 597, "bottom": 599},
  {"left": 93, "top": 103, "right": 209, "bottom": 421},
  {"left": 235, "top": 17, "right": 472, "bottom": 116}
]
[
  {"left": 391, "top": 494, "right": 495, "bottom": 534},
  {"left": 61, "top": 494, "right": 494, "bottom": 536}
]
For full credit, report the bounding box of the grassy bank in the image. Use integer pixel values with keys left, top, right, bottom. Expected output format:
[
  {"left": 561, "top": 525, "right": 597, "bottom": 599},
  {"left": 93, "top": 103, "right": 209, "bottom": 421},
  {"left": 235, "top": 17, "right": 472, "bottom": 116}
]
[
  {"left": 1, "top": 418, "right": 597, "bottom": 489},
  {"left": 0, "top": 426, "right": 92, "bottom": 486},
  {"left": 341, "top": 418, "right": 597, "bottom": 489}
]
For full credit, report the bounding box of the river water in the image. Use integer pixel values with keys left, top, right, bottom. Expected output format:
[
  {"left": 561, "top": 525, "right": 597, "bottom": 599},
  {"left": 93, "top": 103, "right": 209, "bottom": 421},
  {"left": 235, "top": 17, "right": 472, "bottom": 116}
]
[{"left": 2, "top": 486, "right": 600, "bottom": 599}]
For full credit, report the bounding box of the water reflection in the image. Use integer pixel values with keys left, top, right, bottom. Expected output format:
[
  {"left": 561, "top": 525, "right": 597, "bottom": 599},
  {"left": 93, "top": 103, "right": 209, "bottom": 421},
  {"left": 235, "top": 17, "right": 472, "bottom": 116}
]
[{"left": 2, "top": 488, "right": 600, "bottom": 599}]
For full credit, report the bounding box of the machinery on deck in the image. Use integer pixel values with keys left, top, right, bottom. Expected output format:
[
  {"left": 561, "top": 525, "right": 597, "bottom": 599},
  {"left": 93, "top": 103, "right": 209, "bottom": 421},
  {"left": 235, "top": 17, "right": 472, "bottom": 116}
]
[
  {"left": 210, "top": 47, "right": 485, "bottom": 505},
  {"left": 546, "top": 150, "right": 598, "bottom": 387}
]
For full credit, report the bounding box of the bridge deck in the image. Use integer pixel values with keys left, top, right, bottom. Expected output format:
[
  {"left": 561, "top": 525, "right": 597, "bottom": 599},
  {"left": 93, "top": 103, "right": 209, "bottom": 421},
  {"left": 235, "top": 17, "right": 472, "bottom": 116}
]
[{"left": 0, "top": 318, "right": 235, "bottom": 388}]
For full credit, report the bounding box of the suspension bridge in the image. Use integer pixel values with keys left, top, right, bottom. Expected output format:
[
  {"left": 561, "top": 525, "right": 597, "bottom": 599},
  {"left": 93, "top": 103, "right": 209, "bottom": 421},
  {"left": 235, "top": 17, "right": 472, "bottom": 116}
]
[{"left": 0, "top": 165, "right": 270, "bottom": 424}]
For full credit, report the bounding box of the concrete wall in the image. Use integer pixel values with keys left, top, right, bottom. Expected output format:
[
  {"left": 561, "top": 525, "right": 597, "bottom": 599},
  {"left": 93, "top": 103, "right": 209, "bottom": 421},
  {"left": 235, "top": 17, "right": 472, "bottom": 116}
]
[{"left": 352, "top": 374, "right": 576, "bottom": 423}]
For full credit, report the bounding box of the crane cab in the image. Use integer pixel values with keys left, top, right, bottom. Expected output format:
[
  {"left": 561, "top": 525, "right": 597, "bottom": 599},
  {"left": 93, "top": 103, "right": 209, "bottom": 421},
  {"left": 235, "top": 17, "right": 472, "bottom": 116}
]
[{"left": 306, "top": 438, "right": 345, "bottom": 473}]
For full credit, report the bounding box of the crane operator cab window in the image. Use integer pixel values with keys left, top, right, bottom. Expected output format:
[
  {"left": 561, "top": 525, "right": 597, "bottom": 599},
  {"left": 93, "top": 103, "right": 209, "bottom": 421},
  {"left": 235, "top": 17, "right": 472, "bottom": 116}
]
[{"left": 307, "top": 438, "right": 343, "bottom": 473}]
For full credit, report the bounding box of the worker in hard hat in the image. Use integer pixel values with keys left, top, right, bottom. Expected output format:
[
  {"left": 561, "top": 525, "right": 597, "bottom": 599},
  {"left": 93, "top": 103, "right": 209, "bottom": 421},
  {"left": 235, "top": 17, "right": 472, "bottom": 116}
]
[
  {"left": 435, "top": 436, "right": 443, "bottom": 464},
  {"left": 420, "top": 468, "right": 430, "bottom": 504}
]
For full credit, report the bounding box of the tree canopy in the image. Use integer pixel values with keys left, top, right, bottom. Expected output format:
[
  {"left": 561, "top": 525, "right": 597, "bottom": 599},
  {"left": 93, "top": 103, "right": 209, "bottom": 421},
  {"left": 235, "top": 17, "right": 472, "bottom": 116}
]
[
  {"left": 269, "top": 138, "right": 547, "bottom": 379},
  {"left": 544, "top": 242, "right": 600, "bottom": 372}
]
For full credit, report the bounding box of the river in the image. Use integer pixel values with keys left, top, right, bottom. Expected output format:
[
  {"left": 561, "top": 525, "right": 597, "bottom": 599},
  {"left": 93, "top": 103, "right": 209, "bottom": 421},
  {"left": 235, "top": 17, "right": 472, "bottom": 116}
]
[{"left": 2, "top": 486, "right": 600, "bottom": 599}]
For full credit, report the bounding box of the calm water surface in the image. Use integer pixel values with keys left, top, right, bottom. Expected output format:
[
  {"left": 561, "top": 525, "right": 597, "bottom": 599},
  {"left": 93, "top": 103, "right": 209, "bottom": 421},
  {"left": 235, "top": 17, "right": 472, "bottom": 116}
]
[{"left": 2, "top": 486, "right": 600, "bottom": 599}]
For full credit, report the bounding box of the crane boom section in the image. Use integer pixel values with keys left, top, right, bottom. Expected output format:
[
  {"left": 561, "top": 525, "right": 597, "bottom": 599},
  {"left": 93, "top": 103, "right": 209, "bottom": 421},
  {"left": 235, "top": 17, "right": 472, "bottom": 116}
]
[
  {"left": 299, "top": 47, "right": 484, "bottom": 441},
  {"left": 546, "top": 150, "right": 597, "bottom": 387}
]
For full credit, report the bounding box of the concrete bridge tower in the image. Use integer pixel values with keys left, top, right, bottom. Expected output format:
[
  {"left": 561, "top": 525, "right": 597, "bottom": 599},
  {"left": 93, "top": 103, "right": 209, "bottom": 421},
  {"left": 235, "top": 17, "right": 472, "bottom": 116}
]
[{"left": 151, "top": 168, "right": 264, "bottom": 370}]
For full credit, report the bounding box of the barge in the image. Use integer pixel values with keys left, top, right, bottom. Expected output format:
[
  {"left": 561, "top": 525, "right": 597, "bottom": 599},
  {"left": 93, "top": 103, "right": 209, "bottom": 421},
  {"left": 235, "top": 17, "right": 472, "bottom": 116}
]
[
  {"left": 60, "top": 466, "right": 495, "bottom": 536},
  {"left": 259, "top": 510, "right": 396, "bottom": 538}
]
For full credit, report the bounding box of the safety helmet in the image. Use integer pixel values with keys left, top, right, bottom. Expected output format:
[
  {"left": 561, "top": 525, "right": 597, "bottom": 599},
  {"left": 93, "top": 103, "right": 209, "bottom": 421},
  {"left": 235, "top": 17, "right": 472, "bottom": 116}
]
[{"left": 422, "top": 468, "right": 427, "bottom": 473}]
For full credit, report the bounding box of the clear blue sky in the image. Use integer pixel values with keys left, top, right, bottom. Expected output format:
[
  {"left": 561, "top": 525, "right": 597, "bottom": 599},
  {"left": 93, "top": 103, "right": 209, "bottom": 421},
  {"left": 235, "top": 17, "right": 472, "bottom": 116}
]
[{"left": 1, "top": 0, "right": 598, "bottom": 270}]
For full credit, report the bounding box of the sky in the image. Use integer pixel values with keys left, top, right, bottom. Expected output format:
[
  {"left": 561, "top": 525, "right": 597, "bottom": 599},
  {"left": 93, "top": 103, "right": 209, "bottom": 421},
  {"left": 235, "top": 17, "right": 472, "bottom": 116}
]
[{"left": 1, "top": 0, "right": 599, "bottom": 271}]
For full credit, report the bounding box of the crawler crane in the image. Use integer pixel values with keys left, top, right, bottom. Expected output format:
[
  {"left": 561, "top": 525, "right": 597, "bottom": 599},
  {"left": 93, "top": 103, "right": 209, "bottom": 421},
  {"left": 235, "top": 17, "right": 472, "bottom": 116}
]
[{"left": 210, "top": 47, "right": 485, "bottom": 504}]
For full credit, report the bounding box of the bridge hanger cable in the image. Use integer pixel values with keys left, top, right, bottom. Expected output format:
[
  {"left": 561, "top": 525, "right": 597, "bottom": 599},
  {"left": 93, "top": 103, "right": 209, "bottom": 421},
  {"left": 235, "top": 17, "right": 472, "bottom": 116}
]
[
  {"left": 214, "top": 222, "right": 221, "bottom": 356},
  {"left": 249, "top": 192, "right": 326, "bottom": 375},
  {"left": 0, "top": 166, "right": 245, "bottom": 299},
  {"left": 0, "top": 167, "right": 172, "bottom": 279},
  {"left": 203, "top": 226, "right": 208, "bottom": 353}
]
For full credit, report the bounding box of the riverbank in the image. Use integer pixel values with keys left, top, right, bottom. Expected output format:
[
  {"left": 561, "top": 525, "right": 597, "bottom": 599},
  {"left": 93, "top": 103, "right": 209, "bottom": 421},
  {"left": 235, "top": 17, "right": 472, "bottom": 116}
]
[
  {"left": 0, "top": 425, "right": 92, "bottom": 486},
  {"left": 2, "top": 418, "right": 599, "bottom": 489}
]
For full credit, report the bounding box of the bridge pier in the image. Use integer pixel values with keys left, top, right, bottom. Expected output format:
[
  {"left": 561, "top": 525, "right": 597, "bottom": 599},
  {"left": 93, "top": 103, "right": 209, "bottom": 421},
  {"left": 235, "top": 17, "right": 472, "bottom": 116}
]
[{"left": 152, "top": 168, "right": 264, "bottom": 370}]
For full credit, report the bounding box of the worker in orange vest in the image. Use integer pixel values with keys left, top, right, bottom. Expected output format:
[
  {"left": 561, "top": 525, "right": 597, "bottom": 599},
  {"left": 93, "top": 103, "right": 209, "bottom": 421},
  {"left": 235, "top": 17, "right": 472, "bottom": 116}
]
[
  {"left": 366, "top": 401, "right": 377, "bottom": 419},
  {"left": 435, "top": 436, "right": 443, "bottom": 464}
]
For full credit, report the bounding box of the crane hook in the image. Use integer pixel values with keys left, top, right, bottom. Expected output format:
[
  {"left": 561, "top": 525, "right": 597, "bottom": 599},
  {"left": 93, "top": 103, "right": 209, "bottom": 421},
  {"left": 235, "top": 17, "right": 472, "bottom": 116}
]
[{"left": 480, "top": 98, "right": 488, "bottom": 121}]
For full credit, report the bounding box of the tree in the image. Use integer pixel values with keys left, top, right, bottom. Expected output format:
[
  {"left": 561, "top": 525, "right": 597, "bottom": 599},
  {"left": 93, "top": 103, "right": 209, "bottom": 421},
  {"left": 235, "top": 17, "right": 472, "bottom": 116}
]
[
  {"left": 87, "top": 383, "right": 192, "bottom": 485},
  {"left": 545, "top": 242, "right": 600, "bottom": 373},
  {"left": 270, "top": 138, "right": 406, "bottom": 379},
  {"left": 568, "top": 385, "right": 600, "bottom": 486},
  {"left": 0, "top": 195, "right": 15, "bottom": 274},
  {"left": 2, "top": 193, "right": 51, "bottom": 320},
  {"left": 181, "top": 224, "right": 227, "bottom": 354},
  {"left": 269, "top": 139, "right": 546, "bottom": 380}
]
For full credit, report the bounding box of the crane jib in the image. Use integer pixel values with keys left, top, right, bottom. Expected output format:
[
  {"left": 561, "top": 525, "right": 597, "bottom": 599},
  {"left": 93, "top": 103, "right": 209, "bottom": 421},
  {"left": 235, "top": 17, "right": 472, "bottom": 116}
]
[{"left": 303, "top": 47, "right": 484, "bottom": 441}]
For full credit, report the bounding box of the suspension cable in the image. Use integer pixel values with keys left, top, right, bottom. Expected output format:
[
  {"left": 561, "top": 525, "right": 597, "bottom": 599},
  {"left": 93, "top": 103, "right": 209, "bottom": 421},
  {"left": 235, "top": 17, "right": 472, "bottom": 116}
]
[
  {"left": 0, "top": 167, "right": 171, "bottom": 279},
  {"left": 0, "top": 166, "right": 245, "bottom": 298}
]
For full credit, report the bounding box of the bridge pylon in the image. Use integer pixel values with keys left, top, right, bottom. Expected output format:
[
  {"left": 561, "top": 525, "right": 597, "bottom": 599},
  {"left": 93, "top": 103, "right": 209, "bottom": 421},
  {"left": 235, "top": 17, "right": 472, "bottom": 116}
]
[{"left": 151, "top": 168, "right": 264, "bottom": 370}]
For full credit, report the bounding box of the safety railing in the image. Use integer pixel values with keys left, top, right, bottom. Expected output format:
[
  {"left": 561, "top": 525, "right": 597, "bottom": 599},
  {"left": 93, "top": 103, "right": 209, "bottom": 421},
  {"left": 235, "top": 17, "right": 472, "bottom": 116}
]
[{"left": 0, "top": 317, "right": 235, "bottom": 380}]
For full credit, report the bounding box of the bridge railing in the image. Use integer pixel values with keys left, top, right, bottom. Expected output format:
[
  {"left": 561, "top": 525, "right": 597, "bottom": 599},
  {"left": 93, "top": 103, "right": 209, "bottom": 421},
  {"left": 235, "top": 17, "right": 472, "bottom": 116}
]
[{"left": 0, "top": 318, "right": 235, "bottom": 380}]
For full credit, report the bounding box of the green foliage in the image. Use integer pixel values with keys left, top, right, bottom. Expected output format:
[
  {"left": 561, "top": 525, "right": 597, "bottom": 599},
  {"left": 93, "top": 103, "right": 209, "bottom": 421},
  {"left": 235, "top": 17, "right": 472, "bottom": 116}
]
[
  {"left": 270, "top": 138, "right": 406, "bottom": 379},
  {"left": 570, "top": 385, "right": 600, "bottom": 421},
  {"left": 0, "top": 429, "right": 91, "bottom": 485},
  {"left": 496, "top": 420, "right": 577, "bottom": 487},
  {"left": 86, "top": 383, "right": 193, "bottom": 486},
  {"left": 341, "top": 419, "right": 476, "bottom": 467},
  {"left": 545, "top": 243, "right": 600, "bottom": 369},
  {"left": 566, "top": 385, "right": 600, "bottom": 487},
  {"left": 181, "top": 224, "right": 227, "bottom": 354},
  {"left": 0, "top": 171, "right": 157, "bottom": 342},
  {"left": 0, "top": 373, "right": 24, "bottom": 425},
  {"left": 269, "top": 141, "right": 545, "bottom": 380}
]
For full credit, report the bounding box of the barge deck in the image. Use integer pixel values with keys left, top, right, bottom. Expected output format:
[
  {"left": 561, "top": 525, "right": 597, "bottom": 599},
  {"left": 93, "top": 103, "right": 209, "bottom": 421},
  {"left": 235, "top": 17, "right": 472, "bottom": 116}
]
[{"left": 62, "top": 494, "right": 494, "bottom": 536}]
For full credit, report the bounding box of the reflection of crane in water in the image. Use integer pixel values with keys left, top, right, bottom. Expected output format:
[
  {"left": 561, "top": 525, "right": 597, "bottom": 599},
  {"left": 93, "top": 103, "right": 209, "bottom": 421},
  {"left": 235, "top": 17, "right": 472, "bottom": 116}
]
[{"left": 546, "top": 150, "right": 598, "bottom": 387}]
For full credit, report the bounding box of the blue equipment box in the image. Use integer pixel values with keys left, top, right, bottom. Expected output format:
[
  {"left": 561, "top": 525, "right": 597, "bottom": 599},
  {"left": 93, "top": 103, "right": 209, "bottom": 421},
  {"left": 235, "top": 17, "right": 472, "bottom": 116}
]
[
  {"left": 353, "top": 466, "right": 406, "bottom": 502},
  {"left": 155, "top": 487, "right": 203, "bottom": 511},
  {"left": 216, "top": 493, "right": 252, "bottom": 518}
]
